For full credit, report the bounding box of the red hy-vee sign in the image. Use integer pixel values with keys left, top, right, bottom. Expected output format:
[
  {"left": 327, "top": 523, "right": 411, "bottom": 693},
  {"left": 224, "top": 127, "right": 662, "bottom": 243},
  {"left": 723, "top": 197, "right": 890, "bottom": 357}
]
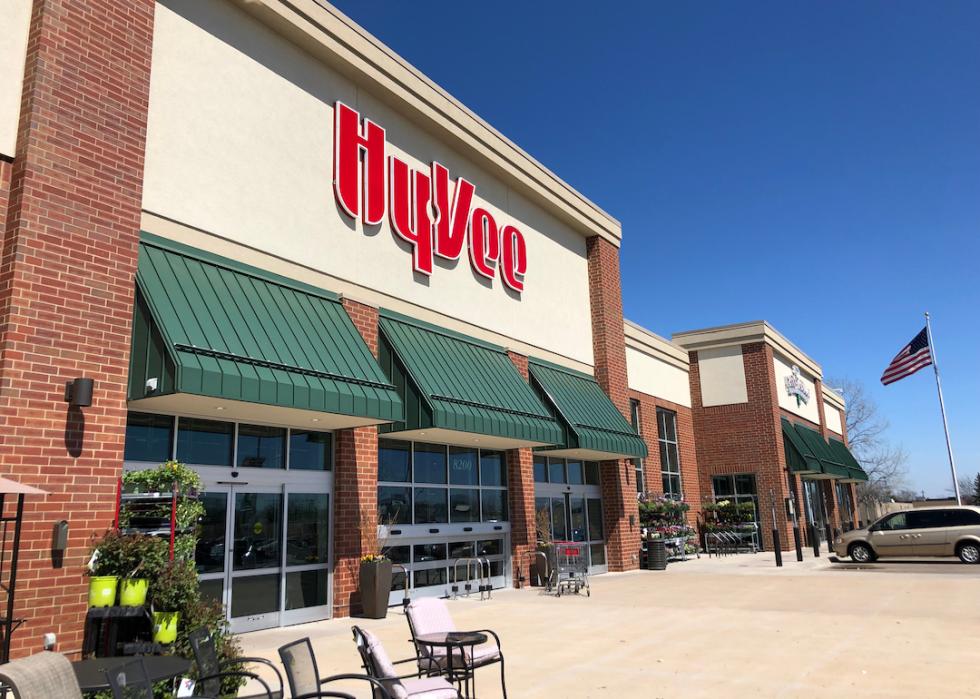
[{"left": 333, "top": 102, "right": 527, "bottom": 293}]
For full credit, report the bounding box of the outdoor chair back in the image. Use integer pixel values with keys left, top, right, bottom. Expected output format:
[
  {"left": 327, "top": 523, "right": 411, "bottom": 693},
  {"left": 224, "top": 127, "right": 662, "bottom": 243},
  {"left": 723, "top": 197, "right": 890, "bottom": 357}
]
[
  {"left": 404, "top": 598, "right": 507, "bottom": 699},
  {"left": 0, "top": 651, "right": 83, "bottom": 699},
  {"left": 279, "top": 637, "right": 391, "bottom": 699},
  {"left": 189, "top": 627, "right": 280, "bottom": 699},
  {"left": 105, "top": 657, "right": 154, "bottom": 699},
  {"left": 351, "top": 627, "right": 456, "bottom": 699}
]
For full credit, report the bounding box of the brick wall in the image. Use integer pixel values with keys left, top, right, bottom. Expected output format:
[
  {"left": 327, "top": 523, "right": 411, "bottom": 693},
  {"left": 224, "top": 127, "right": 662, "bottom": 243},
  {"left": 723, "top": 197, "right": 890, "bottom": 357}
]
[
  {"left": 505, "top": 352, "right": 537, "bottom": 586},
  {"left": 628, "top": 390, "right": 702, "bottom": 527},
  {"left": 688, "top": 342, "right": 795, "bottom": 550},
  {"left": 332, "top": 298, "right": 381, "bottom": 617},
  {"left": 0, "top": 0, "right": 154, "bottom": 658},
  {"left": 586, "top": 237, "right": 638, "bottom": 571}
]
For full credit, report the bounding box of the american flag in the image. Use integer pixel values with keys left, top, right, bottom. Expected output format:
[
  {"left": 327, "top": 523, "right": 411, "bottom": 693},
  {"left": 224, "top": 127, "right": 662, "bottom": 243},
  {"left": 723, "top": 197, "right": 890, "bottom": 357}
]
[{"left": 881, "top": 327, "right": 933, "bottom": 385}]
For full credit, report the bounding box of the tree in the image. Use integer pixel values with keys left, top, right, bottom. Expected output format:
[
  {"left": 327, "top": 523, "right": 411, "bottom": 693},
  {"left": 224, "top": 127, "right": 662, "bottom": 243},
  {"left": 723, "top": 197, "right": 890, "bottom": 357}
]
[{"left": 828, "top": 377, "right": 910, "bottom": 505}]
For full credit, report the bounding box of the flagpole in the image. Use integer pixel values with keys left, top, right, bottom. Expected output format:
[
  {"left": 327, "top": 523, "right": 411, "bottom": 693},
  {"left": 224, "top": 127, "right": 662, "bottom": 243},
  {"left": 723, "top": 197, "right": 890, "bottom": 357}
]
[{"left": 925, "top": 312, "right": 961, "bottom": 505}]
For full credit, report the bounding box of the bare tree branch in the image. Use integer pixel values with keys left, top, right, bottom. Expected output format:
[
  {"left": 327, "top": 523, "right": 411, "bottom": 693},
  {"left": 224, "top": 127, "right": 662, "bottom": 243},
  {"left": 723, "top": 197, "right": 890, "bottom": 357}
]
[{"left": 827, "top": 376, "right": 909, "bottom": 505}]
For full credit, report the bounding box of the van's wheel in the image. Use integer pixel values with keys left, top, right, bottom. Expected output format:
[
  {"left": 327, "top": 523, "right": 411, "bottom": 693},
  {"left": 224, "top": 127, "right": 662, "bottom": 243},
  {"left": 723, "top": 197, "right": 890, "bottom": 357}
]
[
  {"left": 956, "top": 542, "right": 980, "bottom": 564},
  {"left": 849, "top": 542, "right": 876, "bottom": 563}
]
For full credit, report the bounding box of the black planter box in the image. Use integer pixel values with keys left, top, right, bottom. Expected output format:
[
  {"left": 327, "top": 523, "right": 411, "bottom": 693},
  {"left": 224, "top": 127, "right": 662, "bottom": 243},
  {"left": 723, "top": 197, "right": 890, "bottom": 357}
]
[{"left": 359, "top": 560, "right": 393, "bottom": 619}]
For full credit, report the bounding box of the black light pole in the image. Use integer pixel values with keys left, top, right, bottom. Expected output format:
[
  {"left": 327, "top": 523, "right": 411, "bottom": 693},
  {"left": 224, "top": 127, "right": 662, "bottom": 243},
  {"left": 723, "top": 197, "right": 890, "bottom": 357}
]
[
  {"left": 769, "top": 489, "right": 782, "bottom": 567},
  {"left": 821, "top": 490, "right": 834, "bottom": 555},
  {"left": 790, "top": 493, "right": 804, "bottom": 562}
]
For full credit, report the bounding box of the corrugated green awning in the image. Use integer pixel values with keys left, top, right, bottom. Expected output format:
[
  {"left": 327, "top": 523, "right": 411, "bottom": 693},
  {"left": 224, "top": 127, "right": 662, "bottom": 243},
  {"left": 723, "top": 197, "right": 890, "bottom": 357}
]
[
  {"left": 528, "top": 358, "right": 648, "bottom": 460},
  {"left": 781, "top": 417, "right": 822, "bottom": 475},
  {"left": 828, "top": 438, "right": 869, "bottom": 482},
  {"left": 793, "top": 423, "right": 849, "bottom": 479},
  {"left": 129, "top": 234, "right": 402, "bottom": 423},
  {"left": 377, "top": 311, "right": 563, "bottom": 446}
]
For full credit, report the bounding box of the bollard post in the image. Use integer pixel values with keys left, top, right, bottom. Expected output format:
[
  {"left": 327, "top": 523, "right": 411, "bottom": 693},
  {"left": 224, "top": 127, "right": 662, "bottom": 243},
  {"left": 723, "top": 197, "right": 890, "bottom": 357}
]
[
  {"left": 809, "top": 523, "right": 820, "bottom": 558},
  {"left": 769, "top": 489, "right": 782, "bottom": 567}
]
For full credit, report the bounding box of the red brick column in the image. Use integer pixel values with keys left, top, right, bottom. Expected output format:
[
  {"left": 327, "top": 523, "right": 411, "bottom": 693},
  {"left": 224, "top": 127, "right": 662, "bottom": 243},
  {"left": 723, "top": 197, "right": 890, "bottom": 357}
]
[
  {"left": 586, "top": 237, "right": 638, "bottom": 571},
  {"left": 332, "top": 298, "right": 382, "bottom": 617},
  {"left": 506, "top": 352, "right": 536, "bottom": 586},
  {"left": 0, "top": 0, "right": 154, "bottom": 658}
]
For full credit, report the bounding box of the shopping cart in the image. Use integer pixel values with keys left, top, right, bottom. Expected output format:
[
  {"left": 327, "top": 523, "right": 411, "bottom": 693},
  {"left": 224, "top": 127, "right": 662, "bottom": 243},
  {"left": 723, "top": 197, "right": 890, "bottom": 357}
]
[{"left": 549, "top": 542, "right": 590, "bottom": 597}]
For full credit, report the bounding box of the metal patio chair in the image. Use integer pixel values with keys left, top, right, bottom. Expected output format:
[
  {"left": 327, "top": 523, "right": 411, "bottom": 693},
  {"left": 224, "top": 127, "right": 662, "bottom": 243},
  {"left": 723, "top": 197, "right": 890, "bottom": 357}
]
[
  {"left": 351, "top": 626, "right": 458, "bottom": 699},
  {"left": 404, "top": 598, "right": 507, "bottom": 699},
  {"left": 104, "top": 657, "right": 157, "bottom": 699},
  {"left": 189, "top": 627, "right": 281, "bottom": 698},
  {"left": 0, "top": 650, "right": 83, "bottom": 698},
  {"left": 278, "top": 637, "right": 390, "bottom": 699}
]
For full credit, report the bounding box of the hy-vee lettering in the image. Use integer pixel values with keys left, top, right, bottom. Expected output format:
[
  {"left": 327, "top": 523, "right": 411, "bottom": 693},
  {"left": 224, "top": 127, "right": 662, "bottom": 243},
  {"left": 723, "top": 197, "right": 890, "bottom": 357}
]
[{"left": 333, "top": 102, "right": 527, "bottom": 293}]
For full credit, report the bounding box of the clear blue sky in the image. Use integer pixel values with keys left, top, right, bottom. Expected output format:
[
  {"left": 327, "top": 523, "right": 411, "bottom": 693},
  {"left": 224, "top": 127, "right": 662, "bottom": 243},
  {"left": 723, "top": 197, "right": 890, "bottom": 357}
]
[{"left": 331, "top": 1, "right": 980, "bottom": 496}]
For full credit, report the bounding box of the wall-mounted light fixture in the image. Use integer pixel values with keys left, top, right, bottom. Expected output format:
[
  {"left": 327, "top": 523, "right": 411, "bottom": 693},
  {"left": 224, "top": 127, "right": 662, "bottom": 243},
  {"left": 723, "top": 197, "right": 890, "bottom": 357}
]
[{"left": 64, "top": 378, "right": 94, "bottom": 407}]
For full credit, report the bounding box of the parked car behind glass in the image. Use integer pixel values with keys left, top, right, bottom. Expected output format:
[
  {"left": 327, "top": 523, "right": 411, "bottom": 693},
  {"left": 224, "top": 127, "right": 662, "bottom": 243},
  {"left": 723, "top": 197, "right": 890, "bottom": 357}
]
[{"left": 834, "top": 506, "right": 980, "bottom": 564}]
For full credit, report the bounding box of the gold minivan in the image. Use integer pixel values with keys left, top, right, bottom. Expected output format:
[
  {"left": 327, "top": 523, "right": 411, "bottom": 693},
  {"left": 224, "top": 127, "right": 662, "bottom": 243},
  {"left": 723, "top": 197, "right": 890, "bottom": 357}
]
[{"left": 834, "top": 506, "right": 980, "bottom": 564}]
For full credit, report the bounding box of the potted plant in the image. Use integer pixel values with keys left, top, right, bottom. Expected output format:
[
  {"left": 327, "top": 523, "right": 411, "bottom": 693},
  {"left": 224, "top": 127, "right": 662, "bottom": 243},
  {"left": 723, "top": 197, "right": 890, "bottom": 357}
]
[
  {"left": 359, "top": 511, "right": 396, "bottom": 619},
  {"left": 87, "top": 530, "right": 168, "bottom": 607},
  {"left": 150, "top": 561, "right": 196, "bottom": 644}
]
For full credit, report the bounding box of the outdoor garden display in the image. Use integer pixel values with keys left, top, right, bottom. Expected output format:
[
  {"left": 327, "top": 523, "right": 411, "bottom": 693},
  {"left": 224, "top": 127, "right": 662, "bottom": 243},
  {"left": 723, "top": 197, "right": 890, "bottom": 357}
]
[
  {"left": 86, "top": 461, "right": 243, "bottom": 698},
  {"left": 701, "top": 500, "right": 759, "bottom": 551},
  {"left": 638, "top": 494, "right": 696, "bottom": 562}
]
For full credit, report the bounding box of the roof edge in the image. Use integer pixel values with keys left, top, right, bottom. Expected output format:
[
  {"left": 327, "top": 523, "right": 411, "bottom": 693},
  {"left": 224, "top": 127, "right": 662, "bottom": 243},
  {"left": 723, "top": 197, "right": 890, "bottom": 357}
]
[
  {"left": 624, "top": 319, "right": 689, "bottom": 370},
  {"left": 671, "top": 320, "right": 822, "bottom": 379},
  {"left": 234, "top": 0, "right": 622, "bottom": 246}
]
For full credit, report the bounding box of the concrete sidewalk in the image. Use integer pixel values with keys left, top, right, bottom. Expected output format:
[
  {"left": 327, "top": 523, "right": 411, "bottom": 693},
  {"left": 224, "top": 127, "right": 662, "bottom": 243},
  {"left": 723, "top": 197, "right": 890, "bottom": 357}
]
[{"left": 239, "top": 560, "right": 980, "bottom": 698}]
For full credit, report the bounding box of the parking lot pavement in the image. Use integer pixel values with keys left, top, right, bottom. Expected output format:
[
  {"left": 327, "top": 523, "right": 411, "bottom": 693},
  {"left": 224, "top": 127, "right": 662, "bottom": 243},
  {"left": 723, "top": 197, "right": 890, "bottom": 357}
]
[
  {"left": 671, "top": 549, "right": 980, "bottom": 577},
  {"left": 239, "top": 555, "right": 980, "bottom": 698},
  {"left": 827, "top": 556, "right": 980, "bottom": 576}
]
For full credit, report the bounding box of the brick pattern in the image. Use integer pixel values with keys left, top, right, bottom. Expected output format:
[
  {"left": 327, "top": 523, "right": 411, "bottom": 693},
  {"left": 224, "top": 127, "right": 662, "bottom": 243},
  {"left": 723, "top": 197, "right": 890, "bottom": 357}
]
[
  {"left": 688, "top": 343, "right": 795, "bottom": 550},
  {"left": 0, "top": 0, "right": 154, "bottom": 658},
  {"left": 586, "top": 237, "right": 638, "bottom": 571},
  {"left": 332, "top": 298, "right": 382, "bottom": 617},
  {"left": 505, "top": 351, "right": 537, "bottom": 585},
  {"left": 628, "top": 390, "right": 703, "bottom": 527}
]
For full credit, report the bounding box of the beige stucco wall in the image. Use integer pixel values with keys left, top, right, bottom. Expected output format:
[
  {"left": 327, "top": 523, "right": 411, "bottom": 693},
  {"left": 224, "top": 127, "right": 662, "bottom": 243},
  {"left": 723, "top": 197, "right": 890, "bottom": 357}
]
[
  {"left": 0, "top": 0, "right": 31, "bottom": 158},
  {"left": 824, "top": 402, "right": 843, "bottom": 435},
  {"left": 773, "top": 352, "right": 821, "bottom": 424},
  {"left": 625, "top": 346, "right": 690, "bottom": 407},
  {"left": 697, "top": 346, "right": 748, "bottom": 407},
  {"left": 142, "top": 0, "right": 594, "bottom": 366}
]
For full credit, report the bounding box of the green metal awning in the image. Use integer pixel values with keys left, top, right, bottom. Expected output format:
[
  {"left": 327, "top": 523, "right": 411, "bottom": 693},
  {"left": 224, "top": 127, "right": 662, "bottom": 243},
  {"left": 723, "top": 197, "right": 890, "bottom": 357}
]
[
  {"left": 781, "top": 418, "right": 822, "bottom": 475},
  {"left": 828, "top": 438, "right": 869, "bottom": 483},
  {"left": 528, "top": 358, "right": 648, "bottom": 460},
  {"left": 128, "top": 234, "right": 402, "bottom": 426},
  {"left": 793, "top": 423, "right": 849, "bottom": 479},
  {"left": 376, "top": 311, "right": 563, "bottom": 448}
]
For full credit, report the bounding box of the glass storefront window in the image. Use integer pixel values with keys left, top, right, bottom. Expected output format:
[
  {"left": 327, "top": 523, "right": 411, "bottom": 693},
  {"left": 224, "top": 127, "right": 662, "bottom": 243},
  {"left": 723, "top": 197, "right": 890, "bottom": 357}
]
[
  {"left": 570, "top": 497, "right": 587, "bottom": 542},
  {"left": 233, "top": 492, "right": 281, "bottom": 570},
  {"left": 124, "top": 412, "right": 173, "bottom": 462},
  {"left": 566, "top": 461, "right": 584, "bottom": 485},
  {"left": 231, "top": 574, "right": 279, "bottom": 618},
  {"left": 379, "top": 440, "right": 411, "bottom": 482},
  {"left": 414, "top": 543, "right": 447, "bottom": 562},
  {"left": 286, "top": 493, "right": 328, "bottom": 566},
  {"left": 477, "top": 539, "right": 502, "bottom": 556},
  {"left": 587, "top": 498, "right": 604, "bottom": 541},
  {"left": 589, "top": 543, "right": 606, "bottom": 566},
  {"left": 585, "top": 462, "right": 601, "bottom": 486},
  {"left": 449, "top": 489, "right": 479, "bottom": 523},
  {"left": 196, "top": 492, "right": 227, "bottom": 574},
  {"left": 449, "top": 541, "right": 475, "bottom": 559},
  {"left": 285, "top": 569, "right": 327, "bottom": 610},
  {"left": 448, "top": 447, "right": 478, "bottom": 486},
  {"left": 658, "top": 409, "right": 682, "bottom": 499},
  {"left": 551, "top": 498, "right": 568, "bottom": 541},
  {"left": 387, "top": 546, "right": 410, "bottom": 564},
  {"left": 480, "top": 451, "right": 506, "bottom": 486},
  {"left": 548, "top": 459, "right": 566, "bottom": 484},
  {"left": 237, "top": 424, "right": 285, "bottom": 469},
  {"left": 481, "top": 490, "right": 507, "bottom": 522},
  {"left": 533, "top": 456, "right": 547, "bottom": 483},
  {"left": 414, "top": 487, "right": 448, "bottom": 523},
  {"left": 414, "top": 443, "right": 447, "bottom": 484},
  {"left": 289, "top": 430, "right": 332, "bottom": 471},
  {"left": 378, "top": 486, "right": 411, "bottom": 525},
  {"left": 177, "top": 417, "right": 233, "bottom": 466}
]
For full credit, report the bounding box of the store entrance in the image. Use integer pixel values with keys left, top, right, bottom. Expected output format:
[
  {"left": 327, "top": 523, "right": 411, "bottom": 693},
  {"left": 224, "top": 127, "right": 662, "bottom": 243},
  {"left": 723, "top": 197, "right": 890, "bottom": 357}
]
[
  {"left": 802, "top": 479, "right": 827, "bottom": 544},
  {"left": 533, "top": 457, "right": 607, "bottom": 573},
  {"left": 197, "top": 469, "right": 332, "bottom": 633}
]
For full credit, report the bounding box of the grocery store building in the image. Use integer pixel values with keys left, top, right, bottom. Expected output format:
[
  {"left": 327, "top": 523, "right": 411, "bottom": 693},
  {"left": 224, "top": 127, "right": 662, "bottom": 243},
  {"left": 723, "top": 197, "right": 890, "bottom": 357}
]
[{"left": 0, "top": 0, "right": 863, "bottom": 655}]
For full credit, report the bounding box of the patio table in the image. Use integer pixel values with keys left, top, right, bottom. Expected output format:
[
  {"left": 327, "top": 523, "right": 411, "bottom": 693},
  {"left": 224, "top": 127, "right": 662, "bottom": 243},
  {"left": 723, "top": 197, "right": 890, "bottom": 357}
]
[
  {"left": 73, "top": 655, "right": 190, "bottom": 694},
  {"left": 415, "top": 631, "right": 487, "bottom": 699}
]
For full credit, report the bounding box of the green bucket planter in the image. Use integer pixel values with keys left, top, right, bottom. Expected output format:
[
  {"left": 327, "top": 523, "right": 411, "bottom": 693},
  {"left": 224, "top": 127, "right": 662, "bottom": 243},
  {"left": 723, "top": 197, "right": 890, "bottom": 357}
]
[
  {"left": 152, "top": 611, "right": 179, "bottom": 644},
  {"left": 119, "top": 578, "right": 149, "bottom": 607},
  {"left": 88, "top": 576, "right": 118, "bottom": 607}
]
